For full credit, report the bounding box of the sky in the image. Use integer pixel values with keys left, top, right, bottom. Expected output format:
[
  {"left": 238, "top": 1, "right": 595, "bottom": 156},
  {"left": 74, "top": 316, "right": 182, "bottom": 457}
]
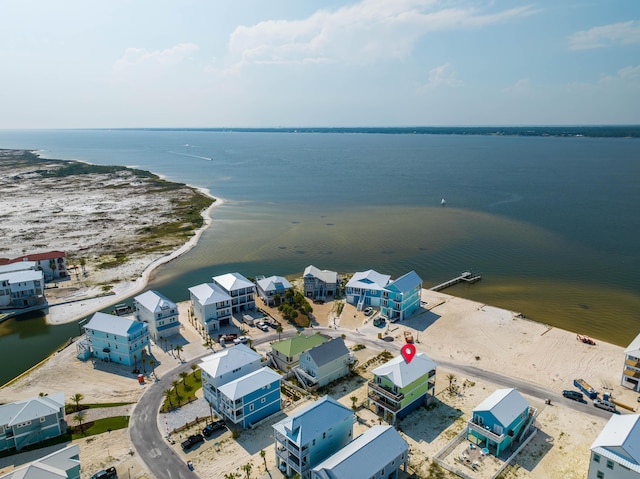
[{"left": 1, "top": 0, "right": 639, "bottom": 128}]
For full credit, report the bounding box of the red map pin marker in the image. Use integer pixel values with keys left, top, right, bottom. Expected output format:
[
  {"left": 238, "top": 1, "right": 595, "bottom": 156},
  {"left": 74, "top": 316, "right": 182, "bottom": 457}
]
[{"left": 401, "top": 343, "right": 417, "bottom": 363}]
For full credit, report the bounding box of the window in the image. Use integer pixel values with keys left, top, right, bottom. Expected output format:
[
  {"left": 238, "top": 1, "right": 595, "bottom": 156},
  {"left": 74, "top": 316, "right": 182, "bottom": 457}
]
[
  {"left": 323, "top": 432, "right": 326, "bottom": 439},
  {"left": 40, "top": 417, "right": 46, "bottom": 422},
  {"left": 593, "top": 454, "right": 600, "bottom": 463},
  {"left": 249, "top": 404, "right": 254, "bottom": 411},
  {"left": 261, "top": 398, "right": 266, "bottom": 403},
  {"left": 606, "top": 460, "right": 614, "bottom": 470},
  {"left": 596, "top": 471, "right": 604, "bottom": 479}
]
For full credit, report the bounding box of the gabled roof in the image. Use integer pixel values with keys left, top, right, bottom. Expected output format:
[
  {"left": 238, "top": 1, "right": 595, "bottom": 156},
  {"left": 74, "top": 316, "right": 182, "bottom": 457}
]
[
  {"left": 256, "top": 275, "right": 293, "bottom": 293},
  {"left": 591, "top": 414, "right": 640, "bottom": 472},
  {"left": 0, "top": 393, "right": 64, "bottom": 427},
  {"left": 625, "top": 332, "right": 640, "bottom": 357},
  {"left": 0, "top": 444, "right": 79, "bottom": 479},
  {"left": 0, "top": 269, "right": 44, "bottom": 284},
  {"left": 273, "top": 395, "right": 353, "bottom": 446},
  {"left": 212, "top": 272, "right": 254, "bottom": 292},
  {"left": 0, "top": 261, "right": 37, "bottom": 274},
  {"left": 189, "top": 283, "right": 232, "bottom": 305},
  {"left": 372, "top": 352, "right": 437, "bottom": 388},
  {"left": 473, "top": 388, "right": 529, "bottom": 428},
  {"left": 346, "top": 270, "right": 390, "bottom": 291},
  {"left": 218, "top": 367, "right": 281, "bottom": 401},
  {"left": 272, "top": 333, "right": 329, "bottom": 357},
  {"left": 134, "top": 290, "right": 177, "bottom": 313},
  {"left": 84, "top": 312, "right": 147, "bottom": 337},
  {"left": 306, "top": 338, "right": 350, "bottom": 368},
  {"left": 304, "top": 265, "right": 338, "bottom": 284},
  {"left": 385, "top": 270, "right": 422, "bottom": 294},
  {"left": 199, "top": 344, "right": 262, "bottom": 378},
  {"left": 5, "top": 251, "right": 65, "bottom": 263},
  {"left": 312, "top": 426, "right": 408, "bottom": 479}
]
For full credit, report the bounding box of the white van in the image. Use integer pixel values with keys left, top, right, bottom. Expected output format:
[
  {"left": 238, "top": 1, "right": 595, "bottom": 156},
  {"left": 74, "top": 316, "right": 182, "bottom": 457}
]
[{"left": 593, "top": 398, "right": 616, "bottom": 412}]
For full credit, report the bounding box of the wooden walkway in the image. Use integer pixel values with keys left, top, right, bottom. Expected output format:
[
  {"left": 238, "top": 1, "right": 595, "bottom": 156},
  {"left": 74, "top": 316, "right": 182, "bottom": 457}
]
[{"left": 430, "top": 271, "right": 482, "bottom": 292}]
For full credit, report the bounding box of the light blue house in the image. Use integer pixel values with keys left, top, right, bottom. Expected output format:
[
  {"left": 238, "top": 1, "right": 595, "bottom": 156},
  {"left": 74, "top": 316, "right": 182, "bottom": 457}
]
[
  {"left": 467, "top": 388, "right": 535, "bottom": 456},
  {"left": 218, "top": 367, "right": 282, "bottom": 429},
  {"left": 133, "top": 290, "right": 180, "bottom": 342},
  {"left": 345, "top": 269, "right": 391, "bottom": 310},
  {"left": 255, "top": 275, "right": 293, "bottom": 306},
  {"left": 0, "top": 443, "right": 80, "bottom": 479},
  {"left": 311, "top": 425, "right": 409, "bottom": 479},
  {"left": 295, "top": 337, "right": 352, "bottom": 389},
  {"left": 273, "top": 395, "right": 355, "bottom": 479},
  {"left": 189, "top": 282, "right": 232, "bottom": 333},
  {"left": 83, "top": 312, "right": 150, "bottom": 366},
  {"left": 212, "top": 272, "right": 256, "bottom": 313},
  {"left": 381, "top": 271, "right": 422, "bottom": 322},
  {"left": 0, "top": 393, "right": 66, "bottom": 452}
]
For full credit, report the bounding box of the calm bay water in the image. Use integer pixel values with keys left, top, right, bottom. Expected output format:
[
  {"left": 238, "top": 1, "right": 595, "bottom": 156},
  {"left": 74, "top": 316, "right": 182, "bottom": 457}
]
[{"left": 1, "top": 129, "right": 639, "bottom": 384}]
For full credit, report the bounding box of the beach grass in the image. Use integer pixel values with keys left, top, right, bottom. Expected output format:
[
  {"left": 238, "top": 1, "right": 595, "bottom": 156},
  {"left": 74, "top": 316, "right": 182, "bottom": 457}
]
[{"left": 71, "top": 416, "right": 130, "bottom": 439}]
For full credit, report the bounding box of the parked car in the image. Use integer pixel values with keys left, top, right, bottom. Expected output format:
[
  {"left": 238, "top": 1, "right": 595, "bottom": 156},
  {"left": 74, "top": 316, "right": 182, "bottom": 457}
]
[
  {"left": 562, "top": 390, "right": 584, "bottom": 401},
  {"left": 233, "top": 336, "right": 249, "bottom": 345},
  {"left": 181, "top": 434, "right": 205, "bottom": 450},
  {"left": 203, "top": 420, "right": 225, "bottom": 437},
  {"left": 257, "top": 321, "right": 269, "bottom": 332},
  {"left": 364, "top": 307, "right": 374, "bottom": 316},
  {"left": 90, "top": 467, "right": 117, "bottom": 479},
  {"left": 593, "top": 398, "right": 617, "bottom": 412}
]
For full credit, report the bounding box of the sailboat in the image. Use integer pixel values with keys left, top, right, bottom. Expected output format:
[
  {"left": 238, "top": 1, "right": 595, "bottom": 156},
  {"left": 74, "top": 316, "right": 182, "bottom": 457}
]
[{"left": 441, "top": 198, "right": 446, "bottom": 206}]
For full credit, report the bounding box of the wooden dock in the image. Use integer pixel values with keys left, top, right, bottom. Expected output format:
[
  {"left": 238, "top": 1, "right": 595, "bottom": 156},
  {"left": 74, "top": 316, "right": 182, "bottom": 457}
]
[{"left": 430, "top": 271, "right": 482, "bottom": 292}]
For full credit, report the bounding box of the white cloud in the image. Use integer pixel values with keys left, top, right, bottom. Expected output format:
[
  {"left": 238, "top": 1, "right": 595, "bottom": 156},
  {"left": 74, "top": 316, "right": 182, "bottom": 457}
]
[
  {"left": 225, "top": 0, "right": 535, "bottom": 69},
  {"left": 568, "top": 20, "right": 640, "bottom": 51},
  {"left": 113, "top": 43, "right": 199, "bottom": 76},
  {"left": 421, "top": 63, "right": 462, "bottom": 91}
]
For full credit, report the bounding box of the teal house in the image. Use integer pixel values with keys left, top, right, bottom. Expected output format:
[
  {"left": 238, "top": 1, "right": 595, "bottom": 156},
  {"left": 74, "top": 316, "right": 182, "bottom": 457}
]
[
  {"left": 381, "top": 271, "right": 422, "bottom": 322},
  {"left": 83, "top": 312, "right": 150, "bottom": 366},
  {"left": 467, "top": 388, "right": 536, "bottom": 456},
  {"left": 345, "top": 269, "right": 391, "bottom": 310},
  {"left": 0, "top": 444, "right": 80, "bottom": 479},
  {"left": 367, "top": 352, "right": 437, "bottom": 424}
]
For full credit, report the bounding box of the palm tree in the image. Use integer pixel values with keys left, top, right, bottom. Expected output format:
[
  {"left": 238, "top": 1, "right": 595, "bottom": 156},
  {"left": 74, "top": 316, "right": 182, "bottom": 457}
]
[
  {"left": 175, "top": 344, "right": 183, "bottom": 360},
  {"left": 224, "top": 474, "right": 240, "bottom": 479},
  {"left": 163, "top": 338, "right": 168, "bottom": 352},
  {"left": 276, "top": 326, "right": 283, "bottom": 341},
  {"left": 133, "top": 353, "right": 138, "bottom": 370},
  {"left": 260, "top": 449, "right": 267, "bottom": 470},
  {"left": 71, "top": 393, "right": 84, "bottom": 413},
  {"left": 190, "top": 364, "right": 198, "bottom": 374},
  {"left": 171, "top": 380, "right": 180, "bottom": 393},
  {"left": 148, "top": 358, "right": 156, "bottom": 378},
  {"left": 350, "top": 395, "right": 358, "bottom": 412},
  {"left": 447, "top": 373, "right": 457, "bottom": 393},
  {"left": 179, "top": 371, "right": 189, "bottom": 386},
  {"left": 241, "top": 463, "right": 252, "bottom": 479},
  {"left": 73, "top": 411, "right": 86, "bottom": 433},
  {"left": 163, "top": 389, "right": 173, "bottom": 407},
  {"left": 141, "top": 356, "right": 147, "bottom": 373}
]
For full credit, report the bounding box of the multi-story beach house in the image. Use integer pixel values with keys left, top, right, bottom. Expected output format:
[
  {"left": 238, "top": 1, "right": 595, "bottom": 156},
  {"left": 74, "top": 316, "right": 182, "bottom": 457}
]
[
  {"left": 199, "top": 344, "right": 263, "bottom": 412},
  {"left": 295, "top": 337, "right": 352, "bottom": 389},
  {"left": 380, "top": 271, "right": 422, "bottom": 322},
  {"left": 367, "top": 352, "right": 437, "bottom": 424},
  {"left": 273, "top": 395, "right": 355, "bottom": 479},
  {"left": 0, "top": 444, "right": 80, "bottom": 479},
  {"left": 311, "top": 425, "right": 409, "bottom": 479},
  {"left": 588, "top": 414, "right": 640, "bottom": 479},
  {"left": 303, "top": 265, "right": 339, "bottom": 301},
  {"left": 466, "top": 388, "right": 536, "bottom": 457},
  {"left": 0, "top": 250, "right": 68, "bottom": 282},
  {"left": 212, "top": 272, "right": 256, "bottom": 314},
  {"left": 189, "top": 282, "right": 233, "bottom": 333},
  {"left": 0, "top": 393, "right": 67, "bottom": 452},
  {"left": 133, "top": 290, "right": 180, "bottom": 342},
  {"left": 0, "top": 268, "right": 46, "bottom": 309},
  {"left": 270, "top": 333, "right": 329, "bottom": 372},
  {"left": 217, "top": 367, "right": 282, "bottom": 429},
  {"left": 83, "top": 312, "right": 150, "bottom": 366},
  {"left": 622, "top": 332, "right": 640, "bottom": 392},
  {"left": 345, "top": 269, "right": 391, "bottom": 310},
  {"left": 255, "top": 275, "right": 293, "bottom": 306}
]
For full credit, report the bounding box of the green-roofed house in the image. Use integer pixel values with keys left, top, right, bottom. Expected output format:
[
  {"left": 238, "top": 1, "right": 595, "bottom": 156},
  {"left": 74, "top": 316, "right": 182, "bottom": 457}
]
[{"left": 270, "top": 333, "right": 329, "bottom": 372}]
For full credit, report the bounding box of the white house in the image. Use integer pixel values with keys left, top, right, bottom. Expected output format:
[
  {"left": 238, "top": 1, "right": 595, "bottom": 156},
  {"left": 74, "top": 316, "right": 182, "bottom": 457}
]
[
  {"left": 0, "top": 444, "right": 80, "bottom": 479},
  {"left": 588, "top": 414, "right": 640, "bottom": 479},
  {"left": 134, "top": 290, "right": 180, "bottom": 342},
  {"left": 622, "top": 333, "right": 640, "bottom": 392},
  {"left": 303, "top": 265, "right": 339, "bottom": 300},
  {"left": 255, "top": 275, "right": 293, "bottom": 306},
  {"left": 212, "top": 272, "right": 256, "bottom": 313},
  {"left": 0, "top": 269, "right": 46, "bottom": 309},
  {"left": 0, "top": 251, "right": 68, "bottom": 282},
  {"left": 189, "top": 282, "right": 233, "bottom": 333},
  {"left": 345, "top": 269, "right": 391, "bottom": 310}
]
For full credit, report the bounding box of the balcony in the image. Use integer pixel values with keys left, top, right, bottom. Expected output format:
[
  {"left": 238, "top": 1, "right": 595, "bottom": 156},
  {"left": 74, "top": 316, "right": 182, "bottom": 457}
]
[
  {"left": 368, "top": 391, "right": 400, "bottom": 412},
  {"left": 368, "top": 381, "right": 404, "bottom": 401},
  {"left": 623, "top": 367, "right": 640, "bottom": 379},
  {"left": 467, "top": 420, "right": 505, "bottom": 443},
  {"left": 625, "top": 358, "right": 640, "bottom": 369}
]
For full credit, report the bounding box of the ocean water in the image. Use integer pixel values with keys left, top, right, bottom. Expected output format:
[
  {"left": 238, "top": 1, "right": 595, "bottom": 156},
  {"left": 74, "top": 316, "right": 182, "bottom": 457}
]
[{"left": 1, "top": 129, "right": 639, "bottom": 384}]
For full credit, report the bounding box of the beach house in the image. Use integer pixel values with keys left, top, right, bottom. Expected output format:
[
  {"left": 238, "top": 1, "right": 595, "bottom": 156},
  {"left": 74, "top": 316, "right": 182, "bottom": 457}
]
[
  {"left": 466, "top": 388, "right": 535, "bottom": 456},
  {"left": 133, "top": 290, "right": 180, "bottom": 342},
  {"left": 588, "top": 414, "right": 640, "bottom": 479},
  {"left": 83, "top": 312, "right": 150, "bottom": 366},
  {"left": 0, "top": 268, "right": 46, "bottom": 309},
  {"left": 270, "top": 333, "right": 329, "bottom": 372},
  {"left": 295, "top": 337, "right": 352, "bottom": 389},
  {"left": 367, "top": 352, "right": 437, "bottom": 424},
  {"left": 311, "top": 425, "right": 409, "bottom": 479},
  {"left": 199, "top": 344, "right": 263, "bottom": 412},
  {"left": 255, "top": 275, "right": 293, "bottom": 306},
  {"left": 217, "top": 367, "right": 282, "bottom": 429},
  {"left": 273, "top": 396, "right": 355, "bottom": 479},
  {"left": 380, "top": 271, "right": 422, "bottom": 322},
  {"left": 0, "top": 393, "right": 67, "bottom": 452},
  {"left": 189, "top": 282, "right": 232, "bottom": 333},
  {"left": 622, "top": 333, "right": 640, "bottom": 392},
  {"left": 0, "top": 444, "right": 80, "bottom": 479},
  {"left": 345, "top": 269, "right": 391, "bottom": 310},
  {"left": 212, "top": 272, "right": 256, "bottom": 313},
  {"left": 303, "top": 265, "right": 339, "bottom": 301},
  {"left": 0, "top": 250, "right": 68, "bottom": 282}
]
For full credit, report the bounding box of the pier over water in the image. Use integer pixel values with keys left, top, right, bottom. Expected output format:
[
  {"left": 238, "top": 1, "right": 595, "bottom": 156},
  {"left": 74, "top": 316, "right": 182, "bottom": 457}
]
[{"left": 430, "top": 271, "right": 482, "bottom": 292}]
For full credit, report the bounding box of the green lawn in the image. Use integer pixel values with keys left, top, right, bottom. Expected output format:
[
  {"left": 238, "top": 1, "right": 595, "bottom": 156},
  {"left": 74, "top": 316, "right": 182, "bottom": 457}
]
[
  {"left": 71, "top": 416, "right": 129, "bottom": 439},
  {"left": 161, "top": 369, "right": 202, "bottom": 413}
]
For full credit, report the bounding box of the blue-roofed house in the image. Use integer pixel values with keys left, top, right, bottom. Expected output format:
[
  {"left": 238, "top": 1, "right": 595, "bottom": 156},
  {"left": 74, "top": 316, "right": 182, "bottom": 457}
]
[
  {"left": 345, "top": 269, "right": 391, "bottom": 311},
  {"left": 273, "top": 396, "right": 355, "bottom": 479},
  {"left": 311, "top": 425, "right": 409, "bottom": 479},
  {"left": 367, "top": 352, "right": 437, "bottom": 424},
  {"left": 588, "top": 414, "right": 640, "bottom": 479},
  {"left": 83, "top": 312, "right": 150, "bottom": 366},
  {"left": 199, "top": 344, "right": 263, "bottom": 412},
  {"left": 381, "top": 271, "right": 422, "bottom": 322},
  {"left": 467, "top": 388, "right": 536, "bottom": 456},
  {"left": 0, "top": 393, "right": 66, "bottom": 452},
  {"left": 212, "top": 272, "right": 256, "bottom": 313},
  {"left": 255, "top": 275, "right": 293, "bottom": 306},
  {"left": 0, "top": 444, "right": 80, "bottom": 479},
  {"left": 295, "top": 337, "right": 352, "bottom": 390},
  {"left": 189, "top": 282, "right": 232, "bottom": 333},
  {"left": 133, "top": 290, "right": 180, "bottom": 342},
  {"left": 218, "top": 367, "right": 282, "bottom": 429},
  {"left": 303, "top": 266, "right": 339, "bottom": 301}
]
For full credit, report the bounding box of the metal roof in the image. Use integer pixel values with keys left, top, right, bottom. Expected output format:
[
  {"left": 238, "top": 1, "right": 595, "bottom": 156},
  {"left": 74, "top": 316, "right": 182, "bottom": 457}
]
[
  {"left": 212, "top": 272, "right": 254, "bottom": 292},
  {"left": 345, "top": 270, "right": 391, "bottom": 291},
  {"left": 591, "top": 414, "right": 640, "bottom": 472},
  {"left": 0, "top": 269, "right": 43, "bottom": 284},
  {"left": 304, "top": 265, "right": 338, "bottom": 284},
  {"left": 625, "top": 332, "right": 640, "bottom": 357},
  {"left": 134, "top": 290, "right": 177, "bottom": 313},
  {"left": 306, "top": 338, "right": 350, "bottom": 368},
  {"left": 473, "top": 388, "right": 529, "bottom": 428},
  {"left": 372, "top": 352, "right": 437, "bottom": 388},
  {"left": 386, "top": 270, "right": 422, "bottom": 294},
  {"left": 218, "top": 367, "right": 281, "bottom": 401},
  {"left": 199, "top": 344, "right": 262, "bottom": 378},
  {"left": 0, "top": 444, "right": 79, "bottom": 479},
  {"left": 84, "top": 312, "right": 147, "bottom": 337},
  {"left": 256, "top": 275, "right": 293, "bottom": 293},
  {"left": 188, "top": 283, "right": 232, "bottom": 305},
  {"left": 272, "top": 333, "right": 329, "bottom": 357},
  {"left": 0, "top": 393, "right": 64, "bottom": 427}
]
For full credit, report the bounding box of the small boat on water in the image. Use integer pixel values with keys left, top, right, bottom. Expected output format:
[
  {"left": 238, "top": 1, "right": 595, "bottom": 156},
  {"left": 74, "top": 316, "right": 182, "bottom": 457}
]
[{"left": 441, "top": 198, "right": 446, "bottom": 206}]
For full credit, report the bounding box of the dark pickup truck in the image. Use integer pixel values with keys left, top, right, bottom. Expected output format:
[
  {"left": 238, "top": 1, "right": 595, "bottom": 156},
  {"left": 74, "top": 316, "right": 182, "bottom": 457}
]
[
  {"left": 90, "top": 467, "right": 117, "bottom": 479},
  {"left": 203, "top": 420, "right": 226, "bottom": 437},
  {"left": 181, "top": 434, "right": 204, "bottom": 451}
]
